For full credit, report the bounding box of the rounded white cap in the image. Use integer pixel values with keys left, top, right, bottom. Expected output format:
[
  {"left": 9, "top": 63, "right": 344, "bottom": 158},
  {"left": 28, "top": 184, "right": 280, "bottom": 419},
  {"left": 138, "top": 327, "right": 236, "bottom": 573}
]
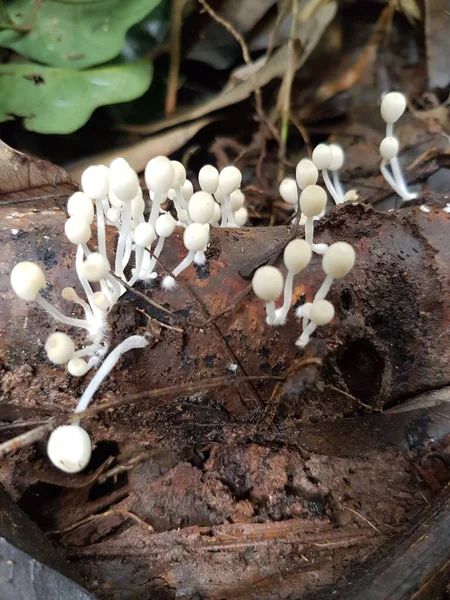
[
  {"left": 283, "top": 239, "right": 312, "bottom": 273},
  {"left": 45, "top": 332, "right": 75, "bottom": 365},
  {"left": 64, "top": 217, "right": 91, "bottom": 245},
  {"left": 214, "top": 189, "right": 225, "bottom": 204},
  {"left": 61, "top": 287, "right": 78, "bottom": 302},
  {"left": 380, "top": 136, "right": 399, "bottom": 160},
  {"left": 171, "top": 161, "right": 186, "bottom": 189},
  {"left": 156, "top": 213, "right": 176, "bottom": 238},
  {"left": 67, "top": 192, "right": 94, "bottom": 224},
  {"left": 11, "top": 261, "right": 46, "bottom": 301},
  {"left": 145, "top": 156, "right": 175, "bottom": 194},
  {"left": 312, "top": 144, "right": 332, "bottom": 170},
  {"left": 109, "top": 162, "right": 140, "bottom": 203},
  {"left": 188, "top": 191, "right": 215, "bottom": 224},
  {"left": 47, "top": 425, "right": 91, "bottom": 473},
  {"left": 300, "top": 185, "right": 327, "bottom": 217},
  {"left": 92, "top": 291, "right": 110, "bottom": 311},
  {"left": 80, "top": 252, "right": 110, "bottom": 282},
  {"left": 108, "top": 189, "right": 124, "bottom": 210},
  {"left": 230, "top": 189, "right": 245, "bottom": 211},
  {"left": 199, "top": 165, "right": 219, "bottom": 194},
  {"left": 131, "top": 192, "right": 145, "bottom": 220},
  {"left": 183, "top": 222, "right": 209, "bottom": 251},
  {"left": 134, "top": 222, "right": 156, "bottom": 247},
  {"left": 329, "top": 144, "right": 345, "bottom": 171},
  {"left": 181, "top": 179, "right": 194, "bottom": 201},
  {"left": 177, "top": 209, "right": 189, "bottom": 224},
  {"left": 218, "top": 166, "right": 242, "bottom": 194},
  {"left": 252, "top": 266, "right": 284, "bottom": 302},
  {"left": 234, "top": 206, "right": 248, "bottom": 226},
  {"left": 343, "top": 189, "right": 359, "bottom": 202},
  {"left": 210, "top": 202, "right": 222, "bottom": 225},
  {"left": 322, "top": 241, "right": 355, "bottom": 278},
  {"left": 107, "top": 207, "right": 120, "bottom": 223},
  {"left": 380, "top": 92, "right": 406, "bottom": 124},
  {"left": 279, "top": 178, "right": 298, "bottom": 205},
  {"left": 296, "top": 158, "right": 318, "bottom": 190},
  {"left": 310, "top": 299, "right": 335, "bottom": 325},
  {"left": 81, "top": 166, "right": 109, "bottom": 200},
  {"left": 67, "top": 357, "right": 90, "bottom": 377},
  {"left": 109, "top": 158, "right": 130, "bottom": 171}
]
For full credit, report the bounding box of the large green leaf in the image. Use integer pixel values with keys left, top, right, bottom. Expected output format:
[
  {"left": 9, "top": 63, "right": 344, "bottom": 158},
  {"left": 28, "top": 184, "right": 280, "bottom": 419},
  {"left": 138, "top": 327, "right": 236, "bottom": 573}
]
[
  {"left": 0, "top": 60, "right": 153, "bottom": 133},
  {"left": 0, "top": 0, "right": 162, "bottom": 69}
]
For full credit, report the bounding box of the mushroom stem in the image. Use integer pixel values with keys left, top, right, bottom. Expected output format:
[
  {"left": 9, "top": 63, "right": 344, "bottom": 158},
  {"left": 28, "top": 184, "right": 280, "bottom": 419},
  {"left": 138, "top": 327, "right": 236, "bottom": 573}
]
[
  {"left": 385, "top": 123, "right": 417, "bottom": 199},
  {"left": 74, "top": 344, "right": 106, "bottom": 359},
  {"left": 314, "top": 274, "right": 334, "bottom": 301},
  {"left": 194, "top": 251, "right": 206, "bottom": 265},
  {"left": 332, "top": 171, "right": 345, "bottom": 203},
  {"left": 36, "top": 296, "right": 90, "bottom": 330},
  {"left": 115, "top": 201, "right": 131, "bottom": 276},
  {"left": 143, "top": 236, "right": 165, "bottom": 277},
  {"left": 172, "top": 250, "right": 196, "bottom": 277},
  {"left": 149, "top": 193, "right": 162, "bottom": 228},
  {"left": 75, "top": 245, "right": 96, "bottom": 310},
  {"left": 74, "top": 335, "right": 148, "bottom": 416},
  {"left": 296, "top": 321, "right": 317, "bottom": 348},
  {"left": 321, "top": 169, "right": 341, "bottom": 205},
  {"left": 95, "top": 198, "right": 107, "bottom": 259},
  {"left": 380, "top": 160, "right": 411, "bottom": 199},
  {"left": 221, "top": 194, "right": 236, "bottom": 227},
  {"left": 265, "top": 301, "right": 276, "bottom": 325},
  {"left": 275, "top": 271, "right": 294, "bottom": 324}
]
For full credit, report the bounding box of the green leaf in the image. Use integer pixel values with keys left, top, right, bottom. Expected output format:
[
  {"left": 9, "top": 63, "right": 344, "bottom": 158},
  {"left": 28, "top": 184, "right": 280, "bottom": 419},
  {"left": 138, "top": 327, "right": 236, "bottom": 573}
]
[
  {"left": 0, "top": 0, "right": 162, "bottom": 69},
  {"left": 0, "top": 60, "right": 153, "bottom": 134}
]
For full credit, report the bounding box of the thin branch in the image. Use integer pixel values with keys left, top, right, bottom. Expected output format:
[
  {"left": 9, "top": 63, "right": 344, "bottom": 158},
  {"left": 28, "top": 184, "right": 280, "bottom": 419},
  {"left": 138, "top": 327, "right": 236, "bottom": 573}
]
[{"left": 165, "top": 0, "right": 184, "bottom": 116}]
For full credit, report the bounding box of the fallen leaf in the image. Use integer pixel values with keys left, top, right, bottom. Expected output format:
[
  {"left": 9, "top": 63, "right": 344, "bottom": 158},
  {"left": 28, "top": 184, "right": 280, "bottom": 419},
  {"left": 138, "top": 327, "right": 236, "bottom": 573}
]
[
  {"left": 122, "top": 2, "right": 337, "bottom": 135},
  {"left": 0, "top": 61, "right": 153, "bottom": 134},
  {"left": 67, "top": 117, "right": 215, "bottom": 182}
]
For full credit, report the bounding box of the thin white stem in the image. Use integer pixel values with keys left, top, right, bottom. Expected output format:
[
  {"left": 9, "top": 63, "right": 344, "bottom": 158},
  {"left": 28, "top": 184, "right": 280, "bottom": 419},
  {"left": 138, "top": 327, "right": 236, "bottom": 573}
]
[
  {"left": 115, "top": 202, "right": 131, "bottom": 276},
  {"left": 194, "top": 251, "right": 206, "bottom": 265},
  {"left": 265, "top": 301, "right": 276, "bottom": 325},
  {"left": 172, "top": 250, "right": 195, "bottom": 278},
  {"left": 380, "top": 161, "right": 409, "bottom": 199},
  {"left": 74, "top": 344, "right": 106, "bottom": 359},
  {"left": 175, "top": 189, "right": 189, "bottom": 212},
  {"left": 322, "top": 169, "right": 341, "bottom": 205},
  {"left": 95, "top": 199, "right": 107, "bottom": 259},
  {"left": 277, "top": 271, "right": 294, "bottom": 323},
  {"left": 314, "top": 274, "right": 334, "bottom": 301},
  {"left": 223, "top": 194, "right": 236, "bottom": 227},
  {"left": 332, "top": 171, "right": 345, "bottom": 203},
  {"left": 143, "top": 237, "right": 165, "bottom": 277},
  {"left": 296, "top": 321, "right": 317, "bottom": 348},
  {"left": 128, "top": 246, "right": 144, "bottom": 287},
  {"left": 76, "top": 245, "right": 96, "bottom": 311},
  {"left": 305, "top": 217, "right": 314, "bottom": 246},
  {"left": 121, "top": 236, "right": 133, "bottom": 272},
  {"left": 74, "top": 335, "right": 148, "bottom": 414},
  {"left": 149, "top": 194, "right": 162, "bottom": 228},
  {"left": 385, "top": 123, "right": 415, "bottom": 199},
  {"left": 36, "top": 296, "right": 90, "bottom": 330}
]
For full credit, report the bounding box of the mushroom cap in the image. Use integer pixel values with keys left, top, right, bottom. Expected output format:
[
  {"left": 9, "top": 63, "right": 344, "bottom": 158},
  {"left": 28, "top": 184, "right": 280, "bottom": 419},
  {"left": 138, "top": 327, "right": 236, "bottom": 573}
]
[
  {"left": 329, "top": 144, "right": 345, "bottom": 171},
  {"left": 322, "top": 241, "right": 355, "bottom": 278},
  {"left": 145, "top": 156, "right": 175, "bottom": 194},
  {"left": 134, "top": 222, "right": 156, "bottom": 247},
  {"left": 80, "top": 252, "right": 110, "bottom": 282},
  {"left": 45, "top": 332, "right": 75, "bottom": 365},
  {"left": 380, "top": 92, "right": 406, "bottom": 124},
  {"left": 252, "top": 266, "right": 284, "bottom": 302},
  {"left": 109, "top": 162, "right": 140, "bottom": 202},
  {"left": 219, "top": 166, "right": 242, "bottom": 194},
  {"left": 310, "top": 299, "right": 335, "bottom": 326},
  {"left": 210, "top": 202, "right": 222, "bottom": 225},
  {"left": 379, "top": 136, "right": 399, "bottom": 160},
  {"left": 296, "top": 158, "right": 318, "bottom": 190},
  {"left": 81, "top": 165, "right": 109, "bottom": 200},
  {"left": 131, "top": 192, "right": 145, "bottom": 220},
  {"left": 67, "top": 192, "right": 94, "bottom": 224},
  {"left": 188, "top": 191, "right": 216, "bottom": 224},
  {"left": 64, "top": 217, "right": 91, "bottom": 245},
  {"left": 230, "top": 189, "right": 245, "bottom": 211},
  {"left": 67, "top": 358, "right": 90, "bottom": 377},
  {"left": 181, "top": 179, "right": 194, "bottom": 202},
  {"left": 199, "top": 165, "right": 219, "bottom": 194},
  {"left": 11, "top": 261, "right": 46, "bottom": 301},
  {"left": 312, "top": 144, "right": 332, "bottom": 170},
  {"left": 284, "top": 239, "right": 312, "bottom": 273},
  {"left": 183, "top": 222, "right": 209, "bottom": 251},
  {"left": 279, "top": 178, "right": 298, "bottom": 205},
  {"left": 92, "top": 291, "right": 110, "bottom": 311},
  {"left": 171, "top": 160, "right": 186, "bottom": 189},
  {"left": 300, "top": 185, "right": 327, "bottom": 217},
  {"left": 234, "top": 206, "right": 248, "bottom": 226},
  {"left": 47, "top": 425, "right": 92, "bottom": 473}
]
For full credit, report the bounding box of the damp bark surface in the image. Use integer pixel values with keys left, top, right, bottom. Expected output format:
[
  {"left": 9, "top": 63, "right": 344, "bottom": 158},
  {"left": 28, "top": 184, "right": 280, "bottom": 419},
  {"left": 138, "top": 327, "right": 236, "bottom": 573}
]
[{"left": 1, "top": 144, "right": 450, "bottom": 598}]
